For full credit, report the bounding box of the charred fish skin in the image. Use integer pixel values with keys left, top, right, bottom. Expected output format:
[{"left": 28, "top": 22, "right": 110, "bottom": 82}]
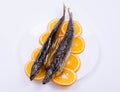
[
  {"left": 30, "top": 5, "right": 66, "bottom": 81},
  {"left": 42, "top": 9, "right": 74, "bottom": 84}
]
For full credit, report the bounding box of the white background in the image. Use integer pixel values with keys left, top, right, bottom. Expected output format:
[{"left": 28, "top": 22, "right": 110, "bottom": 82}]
[{"left": 0, "top": 0, "right": 120, "bottom": 92}]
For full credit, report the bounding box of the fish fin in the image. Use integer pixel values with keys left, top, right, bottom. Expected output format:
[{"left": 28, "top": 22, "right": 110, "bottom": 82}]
[
  {"left": 55, "top": 51, "right": 70, "bottom": 77},
  {"left": 44, "top": 54, "right": 49, "bottom": 65},
  {"left": 54, "top": 60, "right": 66, "bottom": 77}
]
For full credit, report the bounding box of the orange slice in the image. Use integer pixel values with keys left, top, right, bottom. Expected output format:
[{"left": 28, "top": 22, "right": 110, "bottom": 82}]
[
  {"left": 31, "top": 48, "right": 41, "bottom": 60},
  {"left": 39, "top": 31, "right": 63, "bottom": 46},
  {"left": 52, "top": 68, "right": 77, "bottom": 86},
  {"left": 24, "top": 60, "right": 46, "bottom": 81},
  {"left": 62, "top": 21, "right": 82, "bottom": 37},
  {"left": 65, "top": 54, "right": 80, "bottom": 72},
  {"left": 71, "top": 37, "right": 85, "bottom": 54},
  {"left": 47, "top": 18, "right": 65, "bottom": 37},
  {"left": 47, "top": 18, "right": 59, "bottom": 33},
  {"left": 39, "top": 32, "right": 50, "bottom": 45}
]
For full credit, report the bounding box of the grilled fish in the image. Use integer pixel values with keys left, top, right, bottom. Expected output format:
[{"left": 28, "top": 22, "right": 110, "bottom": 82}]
[
  {"left": 42, "top": 9, "right": 74, "bottom": 84},
  {"left": 30, "top": 5, "right": 66, "bottom": 81}
]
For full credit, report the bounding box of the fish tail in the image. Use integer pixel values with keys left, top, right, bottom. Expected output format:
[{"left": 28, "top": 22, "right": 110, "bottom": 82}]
[
  {"left": 63, "top": 3, "right": 66, "bottom": 16},
  {"left": 68, "top": 8, "right": 72, "bottom": 20},
  {"left": 67, "top": 8, "right": 74, "bottom": 31}
]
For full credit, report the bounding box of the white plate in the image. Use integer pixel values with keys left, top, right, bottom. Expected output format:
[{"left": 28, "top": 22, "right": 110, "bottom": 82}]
[
  {"left": 18, "top": 19, "right": 100, "bottom": 81},
  {"left": 16, "top": 0, "right": 100, "bottom": 90},
  {"left": 1, "top": 0, "right": 119, "bottom": 91}
]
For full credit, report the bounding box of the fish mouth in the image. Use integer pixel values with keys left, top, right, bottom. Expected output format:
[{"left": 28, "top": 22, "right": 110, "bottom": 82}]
[
  {"left": 30, "top": 63, "right": 40, "bottom": 81},
  {"left": 42, "top": 75, "right": 51, "bottom": 84},
  {"left": 42, "top": 79, "right": 49, "bottom": 84},
  {"left": 30, "top": 70, "right": 38, "bottom": 81},
  {"left": 42, "top": 69, "right": 53, "bottom": 84},
  {"left": 30, "top": 74, "right": 35, "bottom": 81}
]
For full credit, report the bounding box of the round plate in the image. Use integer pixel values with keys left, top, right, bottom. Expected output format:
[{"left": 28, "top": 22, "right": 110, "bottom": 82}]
[{"left": 17, "top": 20, "right": 100, "bottom": 80}]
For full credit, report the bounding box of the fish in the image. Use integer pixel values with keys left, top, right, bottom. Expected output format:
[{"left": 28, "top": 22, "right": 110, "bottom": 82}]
[
  {"left": 30, "top": 5, "right": 66, "bottom": 81},
  {"left": 45, "top": 35, "right": 63, "bottom": 69},
  {"left": 42, "top": 9, "right": 74, "bottom": 84}
]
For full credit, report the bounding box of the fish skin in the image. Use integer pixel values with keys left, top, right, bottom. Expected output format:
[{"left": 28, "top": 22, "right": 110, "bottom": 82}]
[
  {"left": 42, "top": 9, "right": 74, "bottom": 84},
  {"left": 30, "top": 5, "right": 66, "bottom": 81}
]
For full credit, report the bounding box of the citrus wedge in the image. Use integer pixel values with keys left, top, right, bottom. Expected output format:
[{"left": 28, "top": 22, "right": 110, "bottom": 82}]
[
  {"left": 65, "top": 54, "right": 80, "bottom": 72},
  {"left": 24, "top": 60, "right": 46, "bottom": 81},
  {"left": 31, "top": 48, "right": 41, "bottom": 60},
  {"left": 47, "top": 18, "right": 65, "bottom": 37},
  {"left": 52, "top": 68, "right": 77, "bottom": 86},
  {"left": 39, "top": 32, "right": 50, "bottom": 45},
  {"left": 62, "top": 21, "right": 82, "bottom": 37},
  {"left": 71, "top": 37, "right": 85, "bottom": 54},
  {"left": 47, "top": 18, "right": 59, "bottom": 33},
  {"left": 39, "top": 31, "right": 63, "bottom": 46}
]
